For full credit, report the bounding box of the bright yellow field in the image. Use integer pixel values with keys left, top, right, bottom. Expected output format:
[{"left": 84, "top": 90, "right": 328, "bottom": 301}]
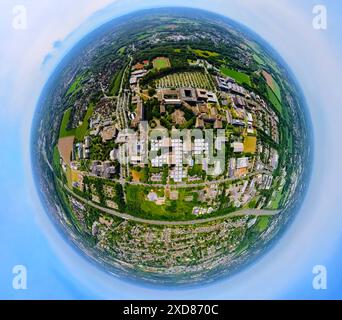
[{"left": 244, "top": 136, "right": 257, "bottom": 154}]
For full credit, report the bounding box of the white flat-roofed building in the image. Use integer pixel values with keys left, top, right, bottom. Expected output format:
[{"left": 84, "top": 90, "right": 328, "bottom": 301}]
[
  {"left": 231, "top": 142, "right": 244, "bottom": 153},
  {"left": 193, "top": 139, "right": 209, "bottom": 156},
  {"left": 171, "top": 138, "right": 183, "bottom": 166},
  {"left": 270, "top": 151, "right": 279, "bottom": 170},
  {"left": 227, "top": 82, "right": 246, "bottom": 96},
  {"left": 247, "top": 112, "right": 254, "bottom": 124},
  {"left": 229, "top": 158, "right": 236, "bottom": 178},
  {"left": 237, "top": 157, "right": 249, "bottom": 169},
  {"left": 131, "top": 155, "right": 143, "bottom": 165},
  {"left": 110, "top": 149, "right": 119, "bottom": 161},
  {"left": 131, "top": 69, "right": 147, "bottom": 76},
  {"left": 164, "top": 99, "right": 182, "bottom": 105},
  {"left": 213, "top": 160, "right": 223, "bottom": 176},
  {"left": 151, "top": 137, "right": 171, "bottom": 151},
  {"left": 170, "top": 166, "right": 187, "bottom": 183},
  {"left": 207, "top": 91, "right": 218, "bottom": 104},
  {"left": 130, "top": 76, "right": 138, "bottom": 85},
  {"left": 151, "top": 154, "right": 170, "bottom": 167},
  {"left": 215, "top": 136, "right": 227, "bottom": 151}
]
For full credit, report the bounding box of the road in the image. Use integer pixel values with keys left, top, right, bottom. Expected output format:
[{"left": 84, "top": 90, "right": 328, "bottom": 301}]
[
  {"left": 113, "top": 57, "right": 133, "bottom": 179},
  {"left": 87, "top": 170, "right": 271, "bottom": 189},
  {"left": 61, "top": 180, "right": 280, "bottom": 226}
]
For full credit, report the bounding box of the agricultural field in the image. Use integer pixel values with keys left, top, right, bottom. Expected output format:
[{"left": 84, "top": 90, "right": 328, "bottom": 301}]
[
  {"left": 256, "top": 216, "right": 271, "bottom": 232},
  {"left": 57, "top": 136, "right": 74, "bottom": 165},
  {"left": 253, "top": 53, "right": 265, "bottom": 65},
  {"left": 118, "top": 46, "right": 126, "bottom": 55},
  {"left": 66, "top": 75, "right": 84, "bottom": 96},
  {"left": 110, "top": 68, "right": 125, "bottom": 96},
  {"left": 156, "top": 71, "right": 214, "bottom": 90},
  {"left": 153, "top": 57, "right": 171, "bottom": 70},
  {"left": 59, "top": 105, "right": 94, "bottom": 141},
  {"left": 269, "top": 191, "right": 283, "bottom": 210},
  {"left": 137, "top": 32, "right": 151, "bottom": 40},
  {"left": 220, "top": 67, "right": 252, "bottom": 86},
  {"left": 59, "top": 108, "right": 75, "bottom": 138},
  {"left": 192, "top": 49, "right": 220, "bottom": 58},
  {"left": 262, "top": 71, "right": 282, "bottom": 102},
  {"left": 74, "top": 104, "right": 94, "bottom": 141},
  {"left": 267, "top": 86, "right": 283, "bottom": 114}
]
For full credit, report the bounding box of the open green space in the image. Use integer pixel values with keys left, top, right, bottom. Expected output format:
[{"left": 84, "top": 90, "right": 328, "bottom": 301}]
[
  {"left": 192, "top": 49, "right": 220, "bottom": 58},
  {"left": 220, "top": 67, "right": 251, "bottom": 86},
  {"left": 59, "top": 104, "right": 94, "bottom": 140},
  {"left": 262, "top": 71, "right": 282, "bottom": 103},
  {"left": 137, "top": 32, "right": 150, "bottom": 40},
  {"left": 110, "top": 69, "right": 125, "bottom": 96},
  {"left": 74, "top": 103, "right": 94, "bottom": 141},
  {"left": 270, "top": 81, "right": 282, "bottom": 103},
  {"left": 53, "top": 145, "right": 61, "bottom": 171},
  {"left": 67, "top": 74, "right": 85, "bottom": 96},
  {"left": 125, "top": 185, "right": 201, "bottom": 220},
  {"left": 253, "top": 53, "right": 265, "bottom": 65},
  {"left": 118, "top": 46, "right": 126, "bottom": 55},
  {"left": 267, "top": 86, "right": 283, "bottom": 114},
  {"left": 153, "top": 57, "right": 171, "bottom": 70},
  {"left": 59, "top": 108, "right": 75, "bottom": 138},
  {"left": 256, "top": 216, "right": 271, "bottom": 232},
  {"left": 270, "top": 191, "right": 283, "bottom": 210}
]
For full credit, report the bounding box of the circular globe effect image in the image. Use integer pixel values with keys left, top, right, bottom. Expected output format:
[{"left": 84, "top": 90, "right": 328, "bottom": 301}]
[{"left": 32, "top": 8, "right": 312, "bottom": 286}]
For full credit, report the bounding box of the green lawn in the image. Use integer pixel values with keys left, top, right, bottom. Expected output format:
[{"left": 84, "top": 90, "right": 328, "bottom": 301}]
[
  {"left": 270, "top": 81, "right": 282, "bottom": 103},
  {"left": 74, "top": 103, "right": 94, "bottom": 141},
  {"left": 153, "top": 57, "right": 171, "bottom": 70},
  {"left": 257, "top": 216, "right": 270, "bottom": 232},
  {"left": 52, "top": 145, "right": 61, "bottom": 178},
  {"left": 137, "top": 32, "right": 150, "bottom": 40},
  {"left": 288, "top": 134, "right": 293, "bottom": 153},
  {"left": 59, "top": 104, "right": 94, "bottom": 140},
  {"left": 270, "top": 191, "right": 283, "bottom": 210},
  {"left": 263, "top": 72, "right": 282, "bottom": 103},
  {"left": 253, "top": 53, "right": 265, "bottom": 65},
  {"left": 192, "top": 49, "right": 220, "bottom": 58},
  {"left": 67, "top": 75, "right": 83, "bottom": 96},
  {"left": 125, "top": 185, "right": 199, "bottom": 220},
  {"left": 110, "top": 69, "right": 124, "bottom": 96},
  {"left": 220, "top": 67, "right": 251, "bottom": 86},
  {"left": 267, "top": 86, "right": 283, "bottom": 114},
  {"left": 118, "top": 46, "right": 126, "bottom": 55},
  {"left": 59, "top": 108, "right": 75, "bottom": 138}
]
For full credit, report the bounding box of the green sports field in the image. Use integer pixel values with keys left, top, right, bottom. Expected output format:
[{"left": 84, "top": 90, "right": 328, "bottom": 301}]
[
  {"left": 220, "top": 67, "right": 251, "bottom": 86},
  {"left": 153, "top": 57, "right": 171, "bottom": 70}
]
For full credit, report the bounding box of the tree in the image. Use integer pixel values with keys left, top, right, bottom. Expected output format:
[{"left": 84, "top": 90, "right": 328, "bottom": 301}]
[
  {"left": 114, "top": 183, "right": 125, "bottom": 212},
  {"left": 148, "top": 87, "right": 156, "bottom": 97}
]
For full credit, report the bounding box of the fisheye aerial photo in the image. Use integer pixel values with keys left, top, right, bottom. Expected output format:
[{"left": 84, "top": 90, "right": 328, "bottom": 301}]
[
  {"left": 2, "top": 0, "right": 342, "bottom": 305},
  {"left": 32, "top": 8, "right": 311, "bottom": 285}
]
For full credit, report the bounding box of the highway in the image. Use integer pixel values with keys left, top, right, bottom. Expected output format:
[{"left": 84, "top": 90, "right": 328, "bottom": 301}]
[{"left": 61, "top": 180, "right": 280, "bottom": 226}]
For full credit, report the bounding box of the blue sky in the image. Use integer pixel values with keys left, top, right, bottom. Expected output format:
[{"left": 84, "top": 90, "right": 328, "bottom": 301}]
[{"left": 0, "top": 0, "right": 342, "bottom": 299}]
